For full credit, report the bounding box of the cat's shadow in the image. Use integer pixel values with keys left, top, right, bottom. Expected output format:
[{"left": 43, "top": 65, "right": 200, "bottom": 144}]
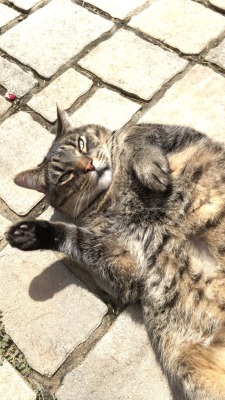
[
  {"left": 29, "top": 208, "right": 97, "bottom": 302},
  {"left": 29, "top": 266, "right": 183, "bottom": 399},
  {"left": 29, "top": 208, "right": 184, "bottom": 400},
  {"left": 28, "top": 259, "right": 88, "bottom": 301}
]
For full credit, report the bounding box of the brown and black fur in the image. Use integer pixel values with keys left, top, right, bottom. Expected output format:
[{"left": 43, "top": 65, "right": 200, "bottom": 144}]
[{"left": 7, "top": 108, "right": 225, "bottom": 399}]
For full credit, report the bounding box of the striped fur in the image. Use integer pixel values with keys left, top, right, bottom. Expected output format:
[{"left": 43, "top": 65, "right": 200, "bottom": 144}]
[{"left": 8, "top": 109, "right": 225, "bottom": 399}]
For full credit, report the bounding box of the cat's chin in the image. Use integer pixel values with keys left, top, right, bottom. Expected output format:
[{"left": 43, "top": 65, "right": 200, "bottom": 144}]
[{"left": 97, "top": 169, "right": 112, "bottom": 191}]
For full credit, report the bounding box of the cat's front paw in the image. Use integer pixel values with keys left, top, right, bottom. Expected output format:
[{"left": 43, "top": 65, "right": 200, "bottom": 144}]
[
  {"left": 6, "top": 220, "right": 57, "bottom": 251},
  {"left": 134, "top": 153, "right": 170, "bottom": 192},
  {"left": 144, "top": 158, "right": 170, "bottom": 192}
]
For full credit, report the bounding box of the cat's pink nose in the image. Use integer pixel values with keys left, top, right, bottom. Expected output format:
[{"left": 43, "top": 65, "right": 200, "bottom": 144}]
[{"left": 85, "top": 160, "right": 95, "bottom": 172}]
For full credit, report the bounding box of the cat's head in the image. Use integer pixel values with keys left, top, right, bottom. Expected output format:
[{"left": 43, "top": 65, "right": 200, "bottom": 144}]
[{"left": 15, "top": 107, "right": 112, "bottom": 218}]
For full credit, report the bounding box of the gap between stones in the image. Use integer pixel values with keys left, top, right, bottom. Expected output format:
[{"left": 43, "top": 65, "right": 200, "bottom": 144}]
[{"left": 1, "top": 1, "right": 225, "bottom": 397}]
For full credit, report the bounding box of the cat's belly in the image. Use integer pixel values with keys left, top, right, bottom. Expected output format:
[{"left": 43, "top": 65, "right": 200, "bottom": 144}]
[{"left": 188, "top": 235, "right": 216, "bottom": 274}]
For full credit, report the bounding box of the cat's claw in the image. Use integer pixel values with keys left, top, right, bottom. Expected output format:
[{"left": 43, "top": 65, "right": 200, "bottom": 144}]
[{"left": 6, "top": 220, "right": 55, "bottom": 251}]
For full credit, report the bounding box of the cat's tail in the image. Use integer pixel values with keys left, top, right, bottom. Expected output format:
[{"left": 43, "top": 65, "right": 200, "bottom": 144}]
[{"left": 181, "top": 341, "right": 225, "bottom": 400}]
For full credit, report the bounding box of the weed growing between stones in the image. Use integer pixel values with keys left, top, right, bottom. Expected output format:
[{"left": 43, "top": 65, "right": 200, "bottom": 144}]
[
  {"left": 0, "top": 310, "right": 30, "bottom": 376},
  {"left": 36, "top": 387, "right": 57, "bottom": 400}
]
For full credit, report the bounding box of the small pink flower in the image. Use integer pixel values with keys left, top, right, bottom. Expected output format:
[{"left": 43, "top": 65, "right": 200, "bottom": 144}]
[{"left": 5, "top": 92, "right": 16, "bottom": 101}]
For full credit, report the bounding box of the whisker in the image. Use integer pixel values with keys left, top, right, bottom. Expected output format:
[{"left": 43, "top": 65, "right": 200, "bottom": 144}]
[
  {"left": 75, "top": 179, "right": 91, "bottom": 219},
  {"left": 74, "top": 190, "right": 83, "bottom": 220},
  {"left": 86, "top": 175, "right": 93, "bottom": 211},
  {"left": 76, "top": 191, "right": 86, "bottom": 218},
  {"left": 64, "top": 195, "right": 77, "bottom": 218},
  {"left": 105, "top": 127, "right": 126, "bottom": 148}
]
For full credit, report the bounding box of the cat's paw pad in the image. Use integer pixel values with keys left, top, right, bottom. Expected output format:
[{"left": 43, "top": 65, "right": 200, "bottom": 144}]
[{"left": 6, "top": 220, "right": 52, "bottom": 251}]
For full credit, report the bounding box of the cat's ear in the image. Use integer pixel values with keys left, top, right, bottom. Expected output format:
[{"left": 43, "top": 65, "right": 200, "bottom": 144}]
[
  {"left": 56, "top": 105, "right": 72, "bottom": 138},
  {"left": 14, "top": 164, "right": 46, "bottom": 193}
]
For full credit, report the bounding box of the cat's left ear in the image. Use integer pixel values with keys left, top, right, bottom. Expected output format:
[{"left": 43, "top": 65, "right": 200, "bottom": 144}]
[
  {"left": 56, "top": 105, "right": 72, "bottom": 138},
  {"left": 14, "top": 163, "right": 46, "bottom": 193}
]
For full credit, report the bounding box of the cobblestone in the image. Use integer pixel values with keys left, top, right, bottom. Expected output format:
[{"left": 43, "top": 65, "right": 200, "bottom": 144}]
[
  {"left": 0, "top": 4, "right": 20, "bottom": 28},
  {"left": 1, "top": 0, "right": 225, "bottom": 398},
  {"left": 86, "top": 0, "right": 149, "bottom": 19},
  {"left": 0, "top": 94, "right": 11, "bottom": 116},
  {"left": 10, "top": 0, "right": 42, "bottom": 11},
  {"left": 0, "top": 57, "right": 38, "bottom": 98},
  {"left": 79, "top": 29, "right": 188, "bottom": 100},
  {"left": 0, "top": 0, "right": 113, "bottom": 78},
  {"left": 129, "top": 0, "right": 225, "bottom": 54},
  {"left": 0, "top": 245, "right": 107, "bottom": 376},
  {"left": 28, "top": 68, "right": 92, "bottom": 122},
  {"left": 139, "top": 65, "right": 225, "bottom": 142},
  {"left": 0, "top": 112, "right": 53, "bottom": 215},
  {"left": 206, "top": 39, "right": 225, "bottom": 70},
  {"left": 0, "top": 215, "right": 11, "bottom": 245},
  {"left": 56, "top": 305, "right": 173, "bottom": 400},
  {"left": 71, "top": 87, "right": 141, "bottom": 130},
  {"left": 209, "top": 0, "right": 225, "bottom": 10},
  {"left": 0, "top": 360, "right": 36, "bottom": 400}
]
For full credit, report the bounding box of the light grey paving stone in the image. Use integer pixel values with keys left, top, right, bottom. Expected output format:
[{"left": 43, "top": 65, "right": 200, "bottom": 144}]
[
  {"left": 206, "top": 39, "right": 225, "bottom": 70},
  {"left": 10, "top": 0, "right": 42, "bottom": 11},
  {"left": 0, "top": 94, "right": 11, "bottom": 116},
  {"left": 0, "top": 57, "right": 38, "bottom": 98},
  {"left": 129, "top": 0, "right": 225, "bottom": 54},
  {"left": 0, "top": 111, "right": 53, "bottom": 215},
  {"left": 0, "top": 360, "right": 36, "bottom": 400},
  {"left": 209, "top": 0, "right": 225, "bottom": 10},
  {"left": 0, "top": 245, "right": 107, "bottom": 376},
  {"left": 0, "top": 215, "right": 11, "bottom": 244},
  {"left": 0, "top": 0, "right": 113, "bottom": 78},
  {"left": 139, "top": 65, "right": 225, "bottom": 143},
  {"left": 38, "top": 205, "right": 71, "bottom": 225},
  {"left": 71, "top": 87, "right": 141, "bottom": 130},
  {"left": 0, "top": 4, "right": 20, "bottom": 28},
  {"left": 56, "top": 304, "right": 173, "bottom": 400},
  {"left": 79, "top": 29, "right": 188, "bottom": 100},
  {"left": 28, "top": 69, "right": 92, "bottom": 122},
  {"left": 38, "top": 206, "right": 61, "bottom": 220},
  {"left": 86, "top": 0, "right": 148, "bottom": 19}
]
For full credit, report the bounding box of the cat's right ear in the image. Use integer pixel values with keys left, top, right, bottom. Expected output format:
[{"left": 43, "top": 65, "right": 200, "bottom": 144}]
[
  {"left": 14, "top": 164, "right": 46, "bottom": 193},
  {"left": 56, "top": 105, "right": 72, "bottom": 138}
]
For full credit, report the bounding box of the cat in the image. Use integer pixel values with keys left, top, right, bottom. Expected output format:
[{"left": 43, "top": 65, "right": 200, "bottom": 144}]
[{"left": 6, "top": 107, "right": 225, "bottom": 399}]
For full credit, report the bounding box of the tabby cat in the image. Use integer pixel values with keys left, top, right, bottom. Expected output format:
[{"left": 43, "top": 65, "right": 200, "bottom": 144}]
[{"left": 7, "top": 107, "right": 225, "bottom": 399}]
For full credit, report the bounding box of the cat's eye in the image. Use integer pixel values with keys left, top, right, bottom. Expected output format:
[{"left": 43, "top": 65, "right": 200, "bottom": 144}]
[
  {"left": 59, "top": 171, "right": 74, "bottom": 185},
  {"left": 78, "top": 136, "right": 87, "bottom": 153}
]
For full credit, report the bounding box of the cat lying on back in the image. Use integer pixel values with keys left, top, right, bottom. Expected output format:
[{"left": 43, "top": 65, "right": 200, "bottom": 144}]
[{"left": 7, "top": 107, "right": 225, "bottom": 399}]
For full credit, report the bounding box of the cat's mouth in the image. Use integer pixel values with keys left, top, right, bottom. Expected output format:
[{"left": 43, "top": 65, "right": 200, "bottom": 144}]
[{"left": 97, "top": 167, "right": 109, "bottom": 179}]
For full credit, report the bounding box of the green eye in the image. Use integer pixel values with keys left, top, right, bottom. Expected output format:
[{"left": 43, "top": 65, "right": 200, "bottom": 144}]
[
  {"left": 78, "top": 136, "right": 87, "bottom": 152},
  {"left": 78, "top": 138, "right": 84, "bottom": 151},
  {"left": 59, "top": 171, "right": 73, "bottom": 185}
]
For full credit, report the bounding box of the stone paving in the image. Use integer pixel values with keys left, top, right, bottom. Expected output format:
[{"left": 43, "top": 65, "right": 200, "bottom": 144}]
[{"left": 0, "top": 0, "right": 225, "bottom": 399}]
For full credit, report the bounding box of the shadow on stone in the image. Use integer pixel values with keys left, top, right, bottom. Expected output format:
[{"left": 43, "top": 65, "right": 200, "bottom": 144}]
[
  {"left": 29, "top": 259, "right": 87, "bottom": 302},
  {"left": 43, "top": 209, "right": 185, "bottom": 398}
]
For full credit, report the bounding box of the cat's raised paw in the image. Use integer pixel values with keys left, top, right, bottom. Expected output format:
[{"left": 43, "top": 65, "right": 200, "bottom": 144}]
[
  {"left": 133, "top": 154, "right": 170, "bottom": 192},
  {"left": 6, "top": 220, "right": 56, "bottom": 251},
  {"left": 146, "top": 159, "right": 170, "bottom": 192}
]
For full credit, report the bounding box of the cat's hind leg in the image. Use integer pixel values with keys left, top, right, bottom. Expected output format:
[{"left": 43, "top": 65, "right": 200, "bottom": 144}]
[{"left": 178, "top": 341, "right": 225, "bottom": 400}]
